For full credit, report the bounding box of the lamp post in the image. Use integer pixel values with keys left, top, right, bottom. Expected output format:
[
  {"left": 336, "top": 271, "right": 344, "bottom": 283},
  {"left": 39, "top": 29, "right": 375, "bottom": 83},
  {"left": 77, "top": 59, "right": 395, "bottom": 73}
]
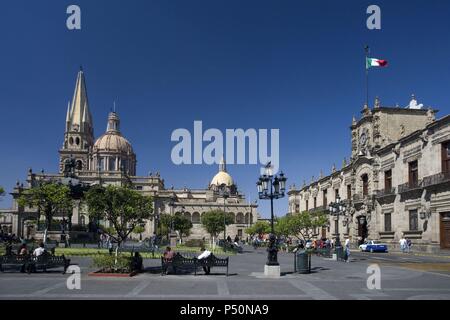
[
  {"left": 168, "top": 196, "right": 178, "bottom": 247},
  {"left": 219, "top": 184, "right": 230, "bottom": 248},
  {"left": 256, "top": 164, "right": 287, "bottom": 266},
  {"left": 328, "top": 196, "right": 348, "bottom": 248}
]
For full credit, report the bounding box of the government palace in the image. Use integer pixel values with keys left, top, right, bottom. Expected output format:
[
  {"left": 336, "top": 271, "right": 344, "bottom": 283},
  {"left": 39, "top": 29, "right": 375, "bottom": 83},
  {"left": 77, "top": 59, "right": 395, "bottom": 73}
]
[
  {"left": 0, "top": 70, "right": 259, "bottom": 242},
  {"left": 288, "top": 97, "right": 450, "bottom": 253}
]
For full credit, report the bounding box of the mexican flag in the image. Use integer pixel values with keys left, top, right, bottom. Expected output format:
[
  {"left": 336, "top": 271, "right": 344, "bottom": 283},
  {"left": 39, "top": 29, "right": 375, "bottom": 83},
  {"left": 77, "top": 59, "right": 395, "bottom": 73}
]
[{"left": 366, "top": 57, "right": 388, "bottom": 69}]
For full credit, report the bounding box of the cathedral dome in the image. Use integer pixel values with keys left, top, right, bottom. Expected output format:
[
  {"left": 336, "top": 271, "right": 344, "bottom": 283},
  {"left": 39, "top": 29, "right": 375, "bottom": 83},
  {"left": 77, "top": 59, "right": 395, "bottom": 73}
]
[
  {"left": 93, "top": 112, "right": 134, "bottom": 154},
  {"left": 210, "top": 157, "right": 234, "bottom": 187},
  {"left": 210, "top": 171, "right": 234, "bottom": 187},
  {"left": 93, "top": 133, "right": 134, "bottom": 154}
]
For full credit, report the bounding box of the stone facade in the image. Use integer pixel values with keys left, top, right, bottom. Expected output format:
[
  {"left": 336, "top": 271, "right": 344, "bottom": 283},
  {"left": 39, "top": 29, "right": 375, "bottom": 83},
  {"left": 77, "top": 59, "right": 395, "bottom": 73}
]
[
  {"left": 2, "top": 70, "right": 259, "bottom": 242},
  {"left": 288, "top": 97, "right": 450, "bottom": 253}
]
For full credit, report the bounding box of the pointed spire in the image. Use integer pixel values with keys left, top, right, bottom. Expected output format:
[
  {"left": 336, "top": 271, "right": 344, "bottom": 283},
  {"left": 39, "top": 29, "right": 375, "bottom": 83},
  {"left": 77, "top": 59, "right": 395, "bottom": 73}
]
[
  {"left": 219, "top": 156, "right": 226, "bottom": 172},
  {"left": 68, "top": 69, "right": 92, "bottom": 132},
  {"left": 320, "top": 170, "right": 323, "bottom": 179},
  {"left": 66, "top": 102, "right": 71, "bottom": 122},
  {"left": 332, "top": 163, "right": 336, "bottom": 173},
  {"left": 352, "top": 115, "right": 357, "bottom": 125}
]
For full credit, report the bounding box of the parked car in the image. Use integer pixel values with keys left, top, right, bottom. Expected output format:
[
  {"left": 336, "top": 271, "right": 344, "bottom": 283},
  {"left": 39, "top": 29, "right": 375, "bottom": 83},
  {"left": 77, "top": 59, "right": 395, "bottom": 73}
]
[{"left": 359, "top": 240, "right": 388, "bottom": 253}]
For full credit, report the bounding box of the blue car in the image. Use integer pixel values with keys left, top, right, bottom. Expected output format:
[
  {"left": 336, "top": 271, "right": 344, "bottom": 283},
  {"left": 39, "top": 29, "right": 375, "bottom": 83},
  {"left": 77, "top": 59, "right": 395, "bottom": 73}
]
[{"left": 359, "top": 240, "right": 388, "bottom": 253}]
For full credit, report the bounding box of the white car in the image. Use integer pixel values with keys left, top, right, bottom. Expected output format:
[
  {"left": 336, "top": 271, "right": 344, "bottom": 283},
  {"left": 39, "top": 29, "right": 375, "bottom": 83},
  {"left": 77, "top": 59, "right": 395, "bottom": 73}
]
[{"left": 359, "top": 240, "right": 388, "bottom": 253}]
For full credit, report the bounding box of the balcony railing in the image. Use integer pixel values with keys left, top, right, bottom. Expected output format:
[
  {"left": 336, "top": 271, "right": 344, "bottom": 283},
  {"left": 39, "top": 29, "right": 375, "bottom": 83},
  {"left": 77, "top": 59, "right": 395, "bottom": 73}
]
[
  {"left": 398, "top": 180, "right": 422, "bottom": 193},
  {"left": 375, "top": 188, "right": 396, "bottom": 198},
  {"left": 422, "top": 172, "right": 450, "bottom": 188}
]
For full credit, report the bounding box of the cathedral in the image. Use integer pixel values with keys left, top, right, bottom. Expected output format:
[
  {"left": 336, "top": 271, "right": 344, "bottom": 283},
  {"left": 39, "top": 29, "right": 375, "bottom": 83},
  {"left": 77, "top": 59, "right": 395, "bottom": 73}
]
[{"left": 1, "top": 70, "right": 259, "bottom": 242}]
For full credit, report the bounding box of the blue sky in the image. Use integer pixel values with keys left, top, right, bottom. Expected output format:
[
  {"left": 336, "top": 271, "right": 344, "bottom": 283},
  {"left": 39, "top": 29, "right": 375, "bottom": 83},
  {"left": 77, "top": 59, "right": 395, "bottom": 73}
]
[{"left": 1, "top": 0, "right": 449, "bottom": 218}]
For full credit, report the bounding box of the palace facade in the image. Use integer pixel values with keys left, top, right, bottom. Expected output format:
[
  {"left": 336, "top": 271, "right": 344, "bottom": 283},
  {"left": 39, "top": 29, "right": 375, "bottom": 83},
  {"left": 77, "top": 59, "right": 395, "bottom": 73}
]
[
  {"left": 288, "top": 97, "right": 450, "bottom": 253},
  {"left": 1, "top": 70, "right": 258, "bottom": 242}
]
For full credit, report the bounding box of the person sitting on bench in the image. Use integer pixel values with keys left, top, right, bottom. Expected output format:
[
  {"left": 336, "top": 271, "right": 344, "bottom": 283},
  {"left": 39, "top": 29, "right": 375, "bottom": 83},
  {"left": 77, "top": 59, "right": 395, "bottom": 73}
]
[
  {"left": 197, "top": 247, "right": 212, "bottom": 275},
  {"left": 162, "top": 246, "right": 175, "bottom": 274},
  {"left": 33, "top": 242, "right": 46, "bottom": 257}
]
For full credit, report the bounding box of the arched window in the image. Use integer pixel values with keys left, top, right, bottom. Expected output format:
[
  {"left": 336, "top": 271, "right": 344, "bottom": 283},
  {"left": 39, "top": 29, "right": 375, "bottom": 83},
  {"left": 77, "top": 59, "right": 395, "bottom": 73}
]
[
  {"left": 362, "top": 174, "right": 369, "bottom": 196},
  {"left": 236, "top": 212, "right": 244, "bottom": 224},
  {"left": 245, "top": 213, "right": 250, "bottom": 224},
  {"left": 109, "top": 158, "right": 116, "bottom": 171},
  {"left": 184, "top": 212, "right": 192, "bottom": 222},
  {"left": 192, "top": 212, "right": 200, "bottom": 224},
  {"left": 76, "top": 160, "right": 83, "bottom": 170}
]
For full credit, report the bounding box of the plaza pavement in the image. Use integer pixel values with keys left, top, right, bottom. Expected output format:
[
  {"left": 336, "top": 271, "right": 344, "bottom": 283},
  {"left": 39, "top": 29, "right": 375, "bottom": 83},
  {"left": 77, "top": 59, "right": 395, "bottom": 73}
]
[{"left": 0, "top": 246, "right": 450, "bottom": 300}]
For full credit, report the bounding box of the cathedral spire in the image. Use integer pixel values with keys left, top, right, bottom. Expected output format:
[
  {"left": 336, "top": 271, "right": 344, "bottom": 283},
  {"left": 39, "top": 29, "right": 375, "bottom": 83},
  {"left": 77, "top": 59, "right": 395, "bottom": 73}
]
[{"left": 68, "top": 69, "right": 92, "bottom": 132}]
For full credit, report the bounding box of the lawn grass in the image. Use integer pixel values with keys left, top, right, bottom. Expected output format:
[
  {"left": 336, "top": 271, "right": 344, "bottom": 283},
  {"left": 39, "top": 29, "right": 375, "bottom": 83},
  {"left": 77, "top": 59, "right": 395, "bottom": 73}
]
[{"left": 53, "top": 244, "right": 235, "bottom": 258}]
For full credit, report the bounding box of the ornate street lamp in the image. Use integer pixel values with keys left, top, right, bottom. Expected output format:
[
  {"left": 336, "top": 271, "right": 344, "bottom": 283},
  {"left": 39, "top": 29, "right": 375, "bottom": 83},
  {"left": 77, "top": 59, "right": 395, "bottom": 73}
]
[
  {"left": 256, "top": 163, "right": 287, "bottom": 266},
  {"left": 218, "top": 184, "right": 230, "bottom": 248},
  {"left": 328, "top": 196, "right": 348, "bottom": 248}
]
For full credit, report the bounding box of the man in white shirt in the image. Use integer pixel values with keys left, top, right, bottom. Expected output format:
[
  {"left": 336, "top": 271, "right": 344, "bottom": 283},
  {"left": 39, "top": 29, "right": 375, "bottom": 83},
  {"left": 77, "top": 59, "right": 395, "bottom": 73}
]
[
  {"left": 198, "top": 247, "right": 212, "bottom": 274},
  {"left": 399, "top": 237, "right": 406, "bottom": 253},
  {"left": 33, "top": 243, "right": 46, "bottom": 257},
  {"left": 344, "top": 238, "right": 351, "bottom": 262}
]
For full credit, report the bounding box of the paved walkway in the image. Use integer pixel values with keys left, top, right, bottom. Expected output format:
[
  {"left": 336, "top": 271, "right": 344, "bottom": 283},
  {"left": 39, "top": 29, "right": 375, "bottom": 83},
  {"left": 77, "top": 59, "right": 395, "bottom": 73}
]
[{"left": 1, "top": 246, "right": 450, "bottom": 300}]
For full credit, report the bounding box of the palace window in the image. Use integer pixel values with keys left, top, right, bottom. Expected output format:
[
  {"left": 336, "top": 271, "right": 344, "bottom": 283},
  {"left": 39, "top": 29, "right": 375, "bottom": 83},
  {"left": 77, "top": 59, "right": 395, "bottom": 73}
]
[
  {"left": 384, "top": 213, "right": 392, "bottom": 232},
  {"left": 384, "top": 169, "right": 392, "bottom": 190},
  {"left": 347, "top": 184, "right": 352, "bottom": 200},
  {"left": 313, "top": 197, "right": 317, "bottom": 209},
  {"left": 408, "top": 160, "right": 418, "bottom": 187},
  {"left": 236, "top": 213, "right": 244, "bottom": 224},
  {"left": 409, "top": 209, "right": 418, "bottom": 231},
  {"left": 305, "top": 200, "right": 309, "bottom": 211},
  {"left": 323, "top": 189, "right": 327, "bottom": 207},
  {"left": 362, "top": 174, "right": 369, "bottom": 196},
  {"left": 441, "top": 142, "right": 450, "bottom": 175},
  {"left": 335, "top": 189, "right": 339, "bottom": 201}
]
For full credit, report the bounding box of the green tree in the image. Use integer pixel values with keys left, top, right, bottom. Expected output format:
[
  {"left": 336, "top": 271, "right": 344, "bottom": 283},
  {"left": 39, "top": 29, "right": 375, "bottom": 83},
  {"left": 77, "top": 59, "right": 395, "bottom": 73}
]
[
  {"left": 288, "top": 211, "right": 329, "bottom": 241},
  {"left": 160, "top": 213, "right": 193, "bottom": 244},
  {"left": 245, "top": 220, "right": 270, "bottom": 238},
  {"left": 201, "top": 210, "right": 234, "bottom": 249},
  {"left": 84, "top": 185, "right": 153, "bottom": 247},
  {"left": 18, "top": 182, "right": 73, "bottom": 244},
  {"left": 133, "top": 225, "right": 146, "bottom": 241},
  {"left": 174, "top": 214, "right": 193, "bottom": 244},
  {"left": 0, "top": 186, "right": 5, "bottom": 199}
]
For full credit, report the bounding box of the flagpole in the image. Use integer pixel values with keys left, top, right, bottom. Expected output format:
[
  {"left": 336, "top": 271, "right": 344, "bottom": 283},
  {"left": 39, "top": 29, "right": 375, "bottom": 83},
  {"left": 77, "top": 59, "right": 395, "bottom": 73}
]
[{"left": 365, "top": 45, "right": 370, "bottom": 106}]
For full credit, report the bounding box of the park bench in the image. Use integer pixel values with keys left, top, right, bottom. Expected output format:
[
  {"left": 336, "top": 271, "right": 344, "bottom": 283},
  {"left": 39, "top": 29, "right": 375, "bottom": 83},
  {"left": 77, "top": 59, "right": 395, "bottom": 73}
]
[
  {"left": 161, "top": 253, "right": 229, "bottom": 276},
  {"left": 28, "top": 252, "right": 71, "bottom": 274},
  {"left": 198, "top": 254, "right": 229, "bottom": 276},
  {"left": 161, "top": 252, "right": 197, "bottom": 275},
  {"left": 0, "top": 255, "right": 31, "bottom": 273}
]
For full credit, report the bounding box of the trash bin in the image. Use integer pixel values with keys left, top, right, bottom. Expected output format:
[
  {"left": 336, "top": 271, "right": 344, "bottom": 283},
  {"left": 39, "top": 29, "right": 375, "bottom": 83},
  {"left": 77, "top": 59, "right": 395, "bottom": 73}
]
[
  {"left": 335, "top": 246, "right": 344, "bottom": 261},
  {"left": 295, "top": 250, "right": 311, "bottom": 274}
]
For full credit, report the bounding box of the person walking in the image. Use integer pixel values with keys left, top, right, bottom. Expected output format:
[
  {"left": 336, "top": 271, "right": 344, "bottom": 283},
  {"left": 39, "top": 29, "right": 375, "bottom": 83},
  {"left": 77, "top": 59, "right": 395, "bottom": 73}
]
[
  {"left": 406, "top": 238, "right": 412, "bottom": 253},
  {"left": 344, "top": 238, "right": 351, "bottom": 262},
  {"left": 399, "top": 236, "right": 407, "bottom": 253}
]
